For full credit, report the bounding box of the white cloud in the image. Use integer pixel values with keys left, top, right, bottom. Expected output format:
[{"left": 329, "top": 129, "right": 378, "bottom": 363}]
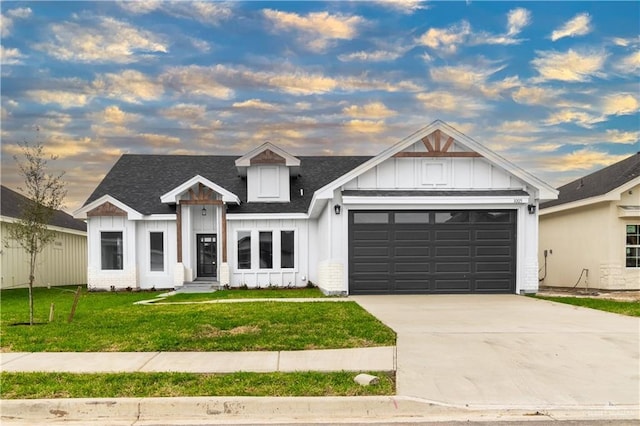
[
  {"left": 492, "top": 120, "right": 539, "bottom": 134},
  {"left": 94, "top": 69, "right": 164, "bottom": 103},
  {"left": 160, "top": 65, "right": 234, "bottom": 99},
  {"left": 344, "top": 119, "right": 387, "bottom": 134},
  {"left": 544, "top": 109, "right": 604, "bottom": 128},
  {"left": 602, "top": 93, "right": 639, "bottom": 116},
  {"left": 36, "top": 16, "right": 167, "bottom": 63},
  {"left": 100, "top": 106, "right": 140, "bottom": 125},
  {"left": 343, "top": 102, "right": 397, "bottom": 118},
  {"left": 511, "top": 85, "right": 563, "bottom": 105},
  {"left": 605, "top": 129, "right": 639, "bottom": 144},
  {"left": 615, "top": 50, "right": 640, "bottom": 74},
  {"left": 26, "top": 90, "right": 90, "bottom": 108},
  {"left": 377, "top": 0, "right": 428, "bottom": 14},
  {"left": 118, "top": 1, "right": 232, "bottom": 25},
  {"left": 507, "top": 8, "right": 531, "bottom": 36},
  {"left": 429, "top": 64, "right": 519, "bottom": 98},
  {"left": 160, "top": 103, "right": 207, "bottom": 122},
  {"left": 551, "top": 13, "right": 592, "bottom": 41},
  {"left": 542, "top": 148, "right": 629, "bottom": 172},
  {"left": 139, "top": 133, "right": 181, "bottom": 146},
  {"left": 1, "top": 45, "right": 25, "bottom": 65},
  {"left": 531, "top": 49, "right": 607, "bottom": 82},
  {"left": 338, "top": 49, "right": 404, "bottom": 62},
  {"left": 1, "top": 7, "right": 32, "bottom": 37},
  {"left": 232, "top": 99, "right": 279, "bottom": 111},
  {"left": 416, "top": 91, "right": 489, "bottom": 117},
  {"left": 263, "top": 9, "right": 364, "bottom": 52},
  {"left": 417, "top": 21, "right": 471, "bottom": 54}
]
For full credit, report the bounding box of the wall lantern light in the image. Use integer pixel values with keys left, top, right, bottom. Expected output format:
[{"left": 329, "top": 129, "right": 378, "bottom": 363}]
[
  {"left": 527, "top": 204, "right": 536, "bottom": 214},
  {"left": 201, "top": 206, "right": 207, "bottom": 216},
  {"left": 334, "top": 204, "right": 341, "bottom": 215}
]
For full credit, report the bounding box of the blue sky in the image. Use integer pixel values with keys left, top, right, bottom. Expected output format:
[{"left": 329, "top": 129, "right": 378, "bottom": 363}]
[{"left": 1, "top": 1, "right": 639, "bottom": 212}]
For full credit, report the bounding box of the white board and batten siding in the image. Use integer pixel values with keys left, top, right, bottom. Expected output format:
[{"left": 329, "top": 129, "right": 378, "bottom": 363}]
[
  {"left": 136, "top": 220, "right": 176, "bottom": 289},
  {"left": 246, "top": 166, "right": 290, "bottom": 203},
  {"left": 227, "top": 218, "right": 311, "bottom": 288},
  {"left": 344, "top": 141, "right": 526, "bottom": 191}
]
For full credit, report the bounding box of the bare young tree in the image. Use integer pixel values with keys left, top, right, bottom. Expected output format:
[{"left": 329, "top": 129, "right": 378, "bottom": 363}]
[{"left": 5, "top": 141, "right": 66, "bottom": 325}]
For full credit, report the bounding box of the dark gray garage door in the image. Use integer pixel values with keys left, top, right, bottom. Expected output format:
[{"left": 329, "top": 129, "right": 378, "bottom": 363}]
[{"left": 348, "top": 210, "right": 516, "bottom": 294}]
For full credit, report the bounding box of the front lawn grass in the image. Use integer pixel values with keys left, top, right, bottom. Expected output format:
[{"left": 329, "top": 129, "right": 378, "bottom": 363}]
[
  {"left": 164, "top": 287, "right": 326, "bottom": 302},
  {"left": 533, "top": 296, "right": 640, "bottom": 317},
  {"left": 0, "top": 371, "right": 395, "bottom": 399},
  {"left": 0, "top": 287, "right": 396, "bottom": 352}
]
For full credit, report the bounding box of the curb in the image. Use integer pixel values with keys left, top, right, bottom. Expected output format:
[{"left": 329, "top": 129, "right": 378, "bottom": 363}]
[{"left": 2, "top": 396, "right": 639, "bottom": 424}]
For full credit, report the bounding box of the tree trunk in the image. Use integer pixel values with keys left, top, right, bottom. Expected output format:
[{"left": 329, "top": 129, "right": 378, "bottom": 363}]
[{"left": 29, "top": 251, "right": 36, "bottom": 326}]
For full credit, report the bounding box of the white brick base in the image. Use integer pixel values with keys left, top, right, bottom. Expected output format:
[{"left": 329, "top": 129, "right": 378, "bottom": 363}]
[
  {"left": 599, "top": 264, "right": 636, "bottom": 290},
  {"left": 173, "top": 263, "right": 185, "bottom": 287},
  {"left": 219, "top": 262, "right": 230, "bottom": 286},
  {"left": 521, "top": 261, "right": 539, "bottom": 294},
  {"left": 318, "top": 260, "right": 345, "bottom": 295},
  {"left": 87, "top": 266, "right": 137, "bottom": 291}
]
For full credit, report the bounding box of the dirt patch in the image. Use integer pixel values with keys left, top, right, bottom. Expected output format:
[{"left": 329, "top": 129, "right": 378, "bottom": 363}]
[
  {"left": 198, "top": 324, "right": 260, "bottom": 338},
  {"left": 538, "top": 287, "right": 640, "bottom": 302}
]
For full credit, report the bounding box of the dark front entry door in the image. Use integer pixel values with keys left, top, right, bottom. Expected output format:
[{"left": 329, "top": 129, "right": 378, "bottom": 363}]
[{"left": 196, "top": 234, "right": 217, "bottom": 279}]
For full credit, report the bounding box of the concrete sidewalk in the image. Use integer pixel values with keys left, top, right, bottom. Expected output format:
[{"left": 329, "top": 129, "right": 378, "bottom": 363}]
[{"left": 0, "top": 346, "right": 395, "bottom": 373}]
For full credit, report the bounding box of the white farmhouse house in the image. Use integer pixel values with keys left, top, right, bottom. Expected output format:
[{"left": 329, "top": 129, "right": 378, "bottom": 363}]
[{"left": 74, "top": 120, "right": 557, "bottom": 294}]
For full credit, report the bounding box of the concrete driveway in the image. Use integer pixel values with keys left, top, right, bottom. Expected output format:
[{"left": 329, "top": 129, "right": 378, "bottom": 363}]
[{"left": 353, "top": 295, "right": 640, "bottom": 409}]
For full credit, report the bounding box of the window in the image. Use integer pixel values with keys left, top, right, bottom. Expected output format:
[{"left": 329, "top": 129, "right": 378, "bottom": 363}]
[
  {"left": 395, "top": 212, "right": 429, "bottom": 224},
  {"left": 435, "top": 211, "right": 469, "bottom": 223},
  {"left": 149, "top": 232, "right": 164, "bottom": 271},
  {"left": 353, "top": 212, "right": 389, "bottom": 224},
  {"left": 101, "top": 231, "right": 123, "bottom": 270},
  {"left": 281, "top": 230, "right": 295, "bottom": 268},
  {"left": 259, "top": 231, "right": 273, "bottom": 268},
  {"left": 237, "top": 231, "right": 251, "bottom": 269},
  {"left": 626, "top": 225, "right": 640, "bottom": 268}
]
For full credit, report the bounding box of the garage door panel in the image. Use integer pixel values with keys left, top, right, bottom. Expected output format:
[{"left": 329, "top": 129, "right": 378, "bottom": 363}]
[
  {"left": 476, "top": 246, "right": 511, "bottom": 257},
  {"left": 349, "top": 210, "right": 516, "bottom": 295},
  {"left": 476, "top": 262, "right": 512, "bottom": 272},
  {"left": 434, "top": 279, "right": 472, "bottom": 292},
  {"left": 436, "top": 246, "right": 470, "bottom": 257},
  {"left": 395, "top": 246, "right": 430, "bottom": 257},
  {"left": 395, "top": 279, "right": 430, "bottom": 292},
  {"left": 435, "top": 230, "right": 471, "bottom": 241},
  {"left": 353, "top": 246, "right": 390, "bottom": 257},
  {"left": 476, "top": 279, "right": 512, "bottom": 292},
  {"left": 395, "top": 262, "right": 430, "bottom": 272},
  {"left": 475, "top": 229, "right": 512, "bottom": 241},
  {"left": 353, "top": 230, "right": 389, "bottom": 240}
]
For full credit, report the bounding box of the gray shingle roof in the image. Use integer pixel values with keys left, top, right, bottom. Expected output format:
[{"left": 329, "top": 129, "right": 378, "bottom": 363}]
[
  {"left": 541, "top": 152, "right": 640, "bottom": 210},
  {"left": 1, "top": 185, "right": 87, "bottom": 232},
  {"left": 84, "top": 155, "right": 372, "bottom": 215}
]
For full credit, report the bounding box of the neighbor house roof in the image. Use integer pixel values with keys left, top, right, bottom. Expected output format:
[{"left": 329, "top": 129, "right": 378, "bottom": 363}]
[
  {"left": 1, "top": 185, "right": 87, "bottom": 232},
  {"left": 541, "top": 152, "right": 640, "bottom": 210},
  {"left": 83, "top": 155, "right": 371, "bottom": 215}
]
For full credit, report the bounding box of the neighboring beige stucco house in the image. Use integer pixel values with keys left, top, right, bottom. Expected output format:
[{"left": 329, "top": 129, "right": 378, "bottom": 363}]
[
  {"left": 1, "top": 185, "right": 87, "bottom": 289},
  {"left": 539, "top": 153, "right": 640, "bottom": 290}
]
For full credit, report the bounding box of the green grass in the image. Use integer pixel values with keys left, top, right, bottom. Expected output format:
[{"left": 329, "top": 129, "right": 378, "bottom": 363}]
[
  {"left": 164, "top": 287, "right": 326, "bottom": 302},
  {"left": 533, "top": 296, "right": 640, "bottom": 317},
  {"left": 0, "top": 371, "right": 395, "bottom": 399},
  {"left": 0, "top": 287, "right": 396, "bottom": 352}
]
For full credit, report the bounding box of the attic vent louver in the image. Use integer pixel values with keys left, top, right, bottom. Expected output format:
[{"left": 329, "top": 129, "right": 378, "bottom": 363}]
[{"left": 577, "top": 179, "right": 584, "bottom": 189}]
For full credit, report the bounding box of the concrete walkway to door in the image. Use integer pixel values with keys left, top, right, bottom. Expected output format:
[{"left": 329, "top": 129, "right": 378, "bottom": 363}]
[{"left": 353, "top": 294, "right": 640, "bottom": 410}]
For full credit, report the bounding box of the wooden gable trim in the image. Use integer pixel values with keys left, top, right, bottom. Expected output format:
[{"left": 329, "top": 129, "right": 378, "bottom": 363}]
[
  {"left": 250, "top": 149, "right": 286, "bottom": 165},
  {"left": 86, "top": 201, "right": 127, "bottom": 217},
  {"left": 397, "top": 130, "right": 481, "bottom": 158}
]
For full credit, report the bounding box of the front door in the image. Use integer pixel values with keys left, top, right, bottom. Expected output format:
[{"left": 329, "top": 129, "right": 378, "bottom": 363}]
[{"left": 196, "top": 234, "right": 217, "bottom": 279}]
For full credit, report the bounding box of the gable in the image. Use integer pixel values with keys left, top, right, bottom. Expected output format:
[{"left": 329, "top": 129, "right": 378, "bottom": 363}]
[
  {"left": 344, "top": 130, "right": 524, "bottom": 191},
  {"left": 314, "top": 120, "right": 557, "bottom": 202}
]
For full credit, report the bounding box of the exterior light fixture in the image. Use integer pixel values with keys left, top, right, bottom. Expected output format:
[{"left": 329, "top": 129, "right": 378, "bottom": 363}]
[
  {"left": 201, "top": 206, "right": 207, "bottom": 216},
  {"left": 334, "top": 204, "right": 341, "bottom": 215},
  {"left": 527, "top": 204, "right": 536, "bottom": 214}
]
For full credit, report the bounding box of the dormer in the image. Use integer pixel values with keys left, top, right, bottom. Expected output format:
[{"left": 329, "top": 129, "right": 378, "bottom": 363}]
[{"left": 235, "top": 142, "right": 301, "bottom": 203}]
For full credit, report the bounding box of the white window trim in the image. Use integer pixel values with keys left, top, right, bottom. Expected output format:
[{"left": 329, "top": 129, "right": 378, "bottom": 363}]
[
  {"left": 235, "top": 228, "right": 298, "bottom": 272},
  {"left": 148, "top": 230, "right": 166, "bottom": 274},
  {"left": 100, "top": 230, "right": 124, "bottom": 271},
  {"left": 258, "top": 166, "right": 280, "bottom": 198}
]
